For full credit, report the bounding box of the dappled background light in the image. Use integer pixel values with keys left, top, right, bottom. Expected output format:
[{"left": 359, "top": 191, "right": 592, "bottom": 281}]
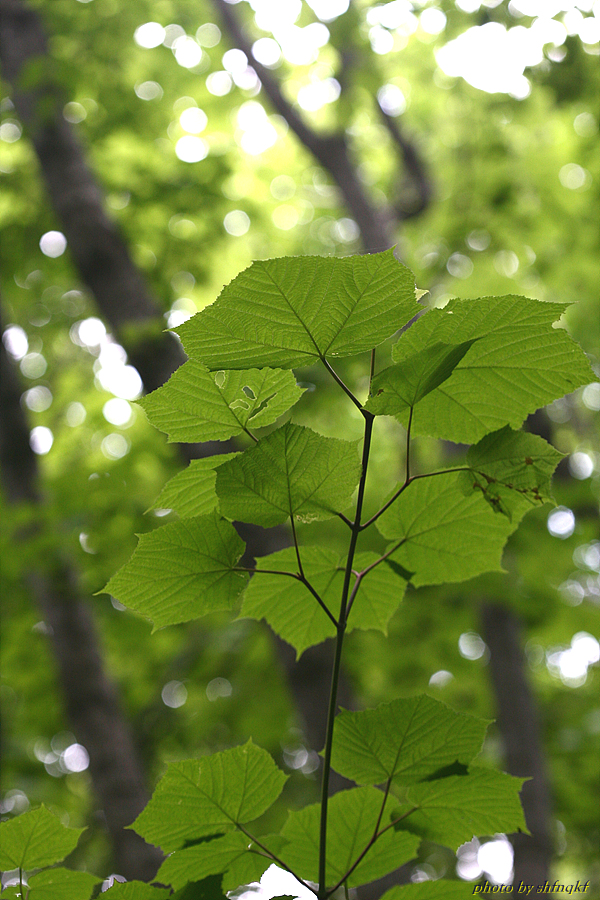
[
  {"left": 456, "top": 835, "right": 514, "bottom": 884},
  {"left": 230, "top": 863, "right": 317, "bottom": 900},
  {"left": 2, "top": 0, "right": 598, "bottom": 888},
  {"left": 547, "top": 506, "right": 576, "bottom": 539},
  {"left": 39, "top": 231, "right": 67, "bottom": 258}
]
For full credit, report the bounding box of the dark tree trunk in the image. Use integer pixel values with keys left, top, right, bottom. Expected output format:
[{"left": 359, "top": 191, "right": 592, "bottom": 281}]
[
  {"left": 0, "top": 313, "right": 163, "bottom": 881},
  {"left": 481, "top": 602, "right": 553, "bottom": 888},
  {"left": 0, "top": 0, "right": 183, "bottom": 393}
]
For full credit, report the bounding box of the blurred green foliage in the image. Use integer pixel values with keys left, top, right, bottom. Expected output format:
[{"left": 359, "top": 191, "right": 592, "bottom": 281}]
[{"left": 1, "top": 0, "right": 598, "bottom": 890}]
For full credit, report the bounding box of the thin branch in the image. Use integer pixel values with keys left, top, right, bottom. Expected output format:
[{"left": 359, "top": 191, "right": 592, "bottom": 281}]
[
  {"left": 405, "top": 405, "right": 414, "bottom": 483},
  {"left": 360, "top": 466, "right": 472, "bottom": 531},
  {"left": 236, "top": 823, "right": 316, "bottom": 893},
  {"left": 290, "top": 515, "right": 304, "bottom": 577},
  {"left": 337, "top": 512, "right": 354, "bottom": 529},
  {"left": 210, "top": 0, "right": 397, "bottom": 252},
  {"left": 318, "top": 413, "right": 375, "bottom": 896},
  {"left": 409, "top": 466, "right": 470, "bottom": 482},
  {"left": 234, "top": 566, "right": 301, "bottom": 578},
  {"left": 344, "top": 571, "right": 364, "bottom": 620},
  {"left": 359, "top": 480, "right": 411, "bottom": 531},
  {"left": 212, "top": 0, "right": 328, "bottom": 155},
  {"left": 234, "top": 565, "right": 338, "bottom": 628},
  {"left": 369, "top": 347, "right": 377, "bottom": 388},
  {"left": 378, "top": 106, "right": 433, "bottom": 222},
  {"left": 345, "top": 538, "right": 407, "bottom": 619},
  {"left": 299, "top": 574, "right": 339, "bottom": 628},
  {"left": 242, "top": 426, "right": 259, "bottom": 444},
  {"left": 328, "top": 804, "right": 419, "bottom": 896},
  {"left": 321, "top": 357, "right": 365, "bottom": 413}
]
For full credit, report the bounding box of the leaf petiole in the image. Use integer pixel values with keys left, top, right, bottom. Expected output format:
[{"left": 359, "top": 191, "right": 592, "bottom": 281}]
[{"left": 236, "top": 823, "right": 315, "bottom": 892}]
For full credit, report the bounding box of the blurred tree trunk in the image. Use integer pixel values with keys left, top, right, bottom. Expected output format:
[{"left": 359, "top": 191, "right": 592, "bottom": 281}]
[
  {"left": 481, "top": 603, "right": 553, "bottom": 888},
  {"left": 0, "top": 309, "right": 163, "bottom": 882}
]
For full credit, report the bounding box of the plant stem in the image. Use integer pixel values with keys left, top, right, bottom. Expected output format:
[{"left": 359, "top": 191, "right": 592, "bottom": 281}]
[
  {"left": 242, "top": 426, "right": 259, "bottom": 443},
  {"left": 327, "top": 805, "right": 419, "bottom": 895},
  {"left": 360, "top": 465, "right": 472, "bottom": 531},
  {"left": 290, "top": 514, "right": 304, "bottom": 577},
  {"left": 236, "top": 823, "right": 315, "bottom": 892},
  {"left": 321, "top": 357, "right": 364, "bottom": 412},
  {"left": 405, "top": 404, "right": 413, "bottom": 482},
  {"left": 318, "top": 411, "right": 375, "bottom": 897},
  {"left": 234, "top": 566, "right": 338, "bottom": 627},
  {"left": 345, "top": 537, "right": 407, "bottom": 619}
]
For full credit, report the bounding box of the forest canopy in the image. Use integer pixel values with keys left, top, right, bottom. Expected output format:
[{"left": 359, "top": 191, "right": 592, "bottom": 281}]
[{"left": 1, "top": 0, "right": 598, "bottom": 895}]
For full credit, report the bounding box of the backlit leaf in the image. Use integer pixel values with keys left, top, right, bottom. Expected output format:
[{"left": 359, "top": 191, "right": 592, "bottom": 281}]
[
  {"left": 376, "top": 472, "right": 524, "bottom": 586},
  {"left": 380, "top": 882, "right": 470, "bottom": 899},
  {"left": 280, "top": 787, "right": 420, "bottom": 888},
  {"left": 150, "top": 454, "right": 239, "bottom": 519},
  {"left": 157, "top": 832, "right": 287, "bottom": 893},
  {"left": 216, "top": 423, "right": 361, "bottom": 527},
  {"left": 460, "top": 426, "right": 564, "bottom": 519},
  {"left": 391, "top": 296, "right": 594, "bottom": 443},
  {"left": 330, "top": 695, "right": 488, "bottom": 787},
  {"left": 365, "top": 341, "right": 476, "bottom": 416},
  {"left": 139, "top": 363, "right": 303, "bottom": 443},
  {"left": 221, "top": 835, "right": 288, "bottom": 893},
  {"left": 176, "top": 251, "right": 417, "bottom": 369},
  {"left": 131, "top": 742, "right": 287, "bottom": 853},
  {"left": 23, "top": 868, "right": 100, "bottom": 900},
  {"left": 396, "top": 768, "right": 528, "bottom": 850},
  {"left": 0, "top": 805, "right": 85, "bottom": 871},
  {"left": 102, "top": 883, "right": 172, "bottom": 899},
  {"left": 102, "top": 512, "right": 248, "bottom": 629},
  {"left": 240, "top": 547, "right": 408, "bottom": 657}
]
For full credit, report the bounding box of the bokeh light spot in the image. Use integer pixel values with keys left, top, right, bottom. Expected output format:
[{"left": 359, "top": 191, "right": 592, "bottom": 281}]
[
  {"left": 101, "top": 433, "right": 130, "bottom": 459},
  {"left": 547, "top": 506, "right": 576, "bottom": 539},
  {"left": 134, "top": 81, "right": 163, "bottom": 101},
  {"left": 134, "top": 22, "right": 166, "bottom": 48},
  {"left": 179, "top": 107, "right": 208, "bottom": 133},
  {"left": 30, "top": 426, "right": 53, "bottom": 455},
  {"left": 39, "top": 231, "right": 67, "bottom": 258},
  {"left": 175, "top": 135, "right": 209, "bottom": 162},
  {"left": 206, "top": 677, "right": 232, "bottom": 701},
  {"left": 224, "top": 210, "right": 250, "bottom": 236},
  {"left": 162, "top": 681, "right": 188, "bottom": 708},
  {"left": 103, "top": 398, "right": 132, "bottom": 426},
  {"left": 3, "top": 325, "right": 28, "bottom": 360}
]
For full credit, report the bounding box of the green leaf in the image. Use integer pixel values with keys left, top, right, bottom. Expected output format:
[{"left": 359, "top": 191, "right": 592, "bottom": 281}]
[
  {"left": 330, "top": 695, "right": 489, "bottom": 787},
  {"left": 139, "top": 364, "right": 304, "bottom": 443},
  {"left": 216, "top": 423, "right": 361, "bottom": 527},
  {"left": 176, "top": 250, "right": 417, "bottom": 369},
  {"left": 158, "top": 832, "right": 287, "bottom": 892},
  {"left": 240, "top": 547, "right": 408, "bottom": 657},
  {"left": 150, "top": 454, "right": 239, "bottom": 519},
  {"left": 280, "top": 787, "right": 420, "bottom": 889},
  {"left": 131, "top": 742, "right": 287, "bottom": 853},
  {"left": 364, "top": 341, "right": 476, "bottom": 416},
  {"left": 396, "top": 768, "right": 528, "bottom": 851},
  {"left": 0, "top": 805, "right": 85, "bottom": 870},
  {"left": 391, "top": 296, "right": 594, "bottom": 443},
  {"left": 376, "top": 472, "right": 523, "bottom": 587},
  {"left": 380, "top": 882, "right": 470, "bottom": 899},
  {"left": 102, "top": 512, "right": 248, "bottom": 629},
  {"left": 23, "top": 868, "right": 100, "bottom": 900},
  {"left": 171, "top": 875, "right": 227, "bottom": 900},
  {"left": 460, "top": 426, "right": 564, "bottom": 519},
  {"left": 102, "top": 883, "right": 172, "bottom": 900},
  {"left": 221, "top": 835, "right": 288, "bottom": 893}
]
